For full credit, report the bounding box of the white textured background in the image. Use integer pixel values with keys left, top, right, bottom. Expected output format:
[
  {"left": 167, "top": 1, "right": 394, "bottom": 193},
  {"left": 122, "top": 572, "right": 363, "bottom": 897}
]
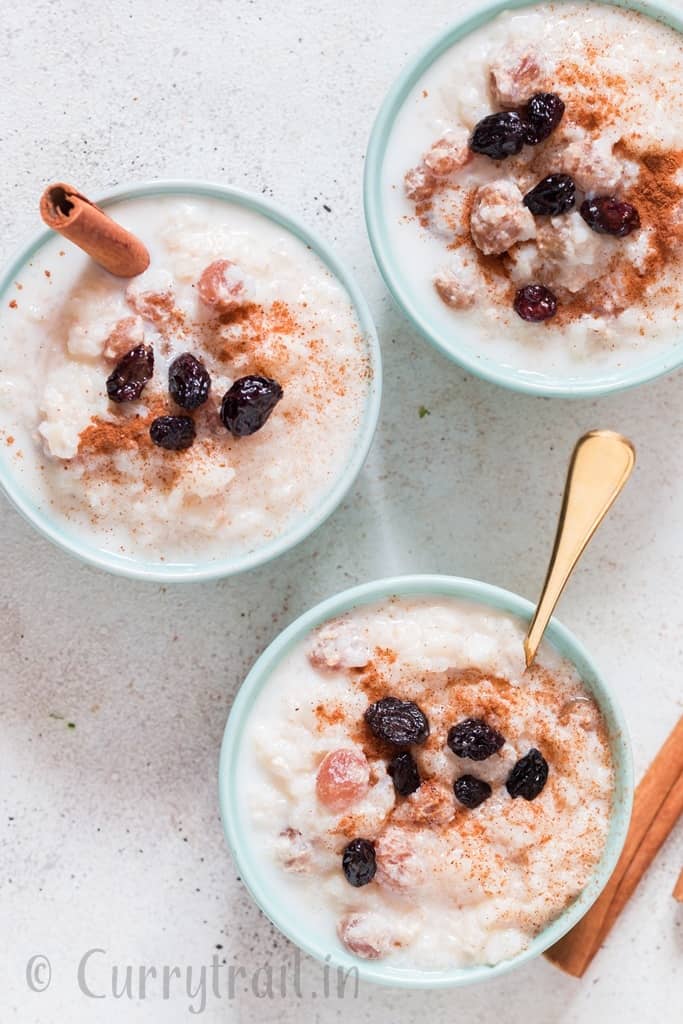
[{"left": 1, "top": 1, "right": 682, "bottom": 1020}]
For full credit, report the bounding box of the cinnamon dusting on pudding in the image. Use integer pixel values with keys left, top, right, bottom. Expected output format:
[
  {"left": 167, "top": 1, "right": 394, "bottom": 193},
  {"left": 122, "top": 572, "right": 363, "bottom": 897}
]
[
  {"left": 1, "top": 196, "right": 371, "bottom": 561},
  {"left": 77, "top": 395, "right": 190, "bottom": 493},
  {"left": 210, "top": 299, "right": 307, "bottom": 370},
  {"left": 75, "top": 295, "right": 362, "bottom": 475},
  {"left": 260, "top": 597, "right": 615, "bottom": 966},
  {"left": 78, "top": 396, "right": 168, "bottom": 457},
  {"left": 405, "top": 24, "right": 683, "bottom": 330},
  {"left": 313, "top": 632, "right": 610, "bottom": 874}
]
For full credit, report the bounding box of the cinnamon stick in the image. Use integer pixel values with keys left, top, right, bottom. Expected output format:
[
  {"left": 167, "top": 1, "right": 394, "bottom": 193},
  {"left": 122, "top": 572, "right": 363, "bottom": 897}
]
[
  {"left": 545, "top": 716, "right": 683, "bottom": 977},
  {"left": 39, "top": 182, "right": 149, "bottom": 277},
  {"left": 599, "top": 772, "right": 683, "bottom": 935},
  {"left": 674, "top": 868, "right": 683, "bottom": 902}
]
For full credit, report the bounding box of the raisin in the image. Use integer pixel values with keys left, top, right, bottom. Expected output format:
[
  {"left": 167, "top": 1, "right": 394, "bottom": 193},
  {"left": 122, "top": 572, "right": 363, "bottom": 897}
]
[
  {"left": 168, "top": 353, "right": 211, "bottom": 410},
  {"left": 220, "top": 375, "right": 283, "bottom": 437},
  {"left": 387, "top": 752, "right": 421, "bottom": 796},
  {"left": 523, "top": 174, "right": 576, "bottom": 216},
  {"left": 342, "top": 838, "right": 376, "bottom": 887},
  {"left": 447, "top": 718, "right": 505, "bottom": 761},
  {"left": 149, "top": 415, "right": 196, "bottom": 451},
  {"left": 579, "top": 196, "right": 640, "bottom": 237},
  {"left": 106, "top": 344, "right": 154, "bottom": 403},
  {"left": 470, "top": 111, "right": 525, "bottom": 160},
  {"left": 506, "top": 748, "right": 549, "bottom": 800},
  {"left": 364, "top": 697, "right": 429, "bottom": 746},
  {"left": 514, "top": 284, "right": 558, "bottom": 322},
  {"left": 523, "top": 92, "right": 565, "bottom": 145},
  {"left": 453, "top": 774, "right": 492, "bottom": 809}
]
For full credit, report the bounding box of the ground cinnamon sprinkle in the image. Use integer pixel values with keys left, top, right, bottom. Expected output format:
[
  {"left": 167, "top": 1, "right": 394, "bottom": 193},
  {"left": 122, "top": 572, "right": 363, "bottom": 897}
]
[
  {"left": 555, "top": 144, "right": 683, "bottom": 324},
  {"left": 475, "top": 247, "right": 517, "bottom": 301},
  {"left": 75, "top": 392, "right": 192, "bottom": 497},
  {"left": 453, "top": 192, "right": 516, "bottom": 299},
  {"left": 622, "top": 144, "right": 683, "bottom": 257},
  {"left": 210, "top": 300, "right": 305, "bottom": 371},
  {"left": 312, "top": 630, "right": 611, "bottom": 892},
  {"left": 354, "top": 661, "right": 390, "bottom": 704},
  {"left": 78, "top": 399, "right": 166, "bottom": 457},
  {"left": 77, "top": 396, "right": 188, "bottom": 497},
  {"left": 408, "top": 39, "right": 683, "bottom": 328},
  {"left": 268, "top": 300, "right": 298, "bottom": 334},
  {"left": 315, "top": 703, "right": 346, "bottom": 728},
  {"left": 555, "top": 58, "right": 627, "bottom": 133},
  {"left": 69, "top": 289, "right": 367, "bottom": 514}
]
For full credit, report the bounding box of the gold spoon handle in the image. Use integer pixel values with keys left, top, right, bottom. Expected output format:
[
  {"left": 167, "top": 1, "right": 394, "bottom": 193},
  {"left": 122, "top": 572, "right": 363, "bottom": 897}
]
[{"left": 524, "top": 430, "right": 636, "bottom": 668}]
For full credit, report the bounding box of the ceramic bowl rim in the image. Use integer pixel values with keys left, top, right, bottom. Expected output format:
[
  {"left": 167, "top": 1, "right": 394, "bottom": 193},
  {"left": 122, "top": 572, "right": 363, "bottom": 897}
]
[
  {"left": 363, "top": 0, "right": 683, "bottom": 397},
  {"left": 0, "top": 179, "right": 382, "bottom": 581},
  {"left": 218, "top": 573, "right": 634, "bottom": 989}
]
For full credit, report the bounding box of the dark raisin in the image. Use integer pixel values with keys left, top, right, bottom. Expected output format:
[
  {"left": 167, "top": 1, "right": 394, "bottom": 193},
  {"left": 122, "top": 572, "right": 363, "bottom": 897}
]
[
  {"left": 447, "top": 718, "right": 505, "bottom": 761},
  {"left": 220, "top": 375, "right": 283, "bottom": 437},
  {"left": 168, "top": 353, "right": 211, "bottom": 410},
  {"left": 523, "top": 92, "right": 565, "bottom": 145},
  {"left": 387, "top": 751, "right": 421, "bottom": 796},
  {"left": 470, "top": 111, "right": 525, "bottom": 160},
  {"left": 506, "top": 748, "right": 549, "bottom": 800},
  {"left": 514, "top": 284, "right": 558, "bottom": 322},
  {"left": 149, "top": 415, "right": 196, "bottom": 451},
  {"left": 364, "top": 697, "right": 430, "bottom": 746},
  {"left": 579, "top": 196, "right": 640, "bottom": 237},
  {"left": 453, "top": 774, "right": 492, "bottom": 809},
  {"left": 106, "top": 345, "right": 154, "bottom": 403},
  {"left": 523, "top": 174, "right": 576, "bottom": 216},
  {"left": 342, "top": 838, "right": 376, "bottom": 887}
]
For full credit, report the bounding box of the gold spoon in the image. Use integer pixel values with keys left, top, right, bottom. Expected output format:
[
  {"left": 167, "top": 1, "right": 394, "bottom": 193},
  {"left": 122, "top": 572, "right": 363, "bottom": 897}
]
[{"left": 524, "top": 430, "right": 636, "bottom": 668}]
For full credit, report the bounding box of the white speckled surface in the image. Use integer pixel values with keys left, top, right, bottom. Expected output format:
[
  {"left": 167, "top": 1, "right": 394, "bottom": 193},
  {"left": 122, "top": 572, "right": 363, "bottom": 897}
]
[{"left": 1, "top": 1, "right": 682, "bottom": 1020}]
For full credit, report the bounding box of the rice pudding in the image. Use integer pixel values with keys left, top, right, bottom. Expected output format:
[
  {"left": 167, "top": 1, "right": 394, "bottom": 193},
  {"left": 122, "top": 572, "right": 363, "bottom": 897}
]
[
  {"left": 243, "top": 596, "right": 614, "bottom": 969},
  {"left": 382, "top": 2, "right": 683, "bottom": 376},
  {"left": 0, "top": 194, "right": 372, "bottom": 565}
]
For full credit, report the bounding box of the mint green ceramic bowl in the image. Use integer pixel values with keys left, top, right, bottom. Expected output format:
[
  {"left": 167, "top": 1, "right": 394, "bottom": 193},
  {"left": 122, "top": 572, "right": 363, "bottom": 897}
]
[
  {"left": 364, "top": 0, "right": 683, "bottom": 397},
  {"left": 0, "top": 181, "right": 381, "bottom": 581},
  {"left": 219, "top": 574, "right": 633, "bottom": 988}
]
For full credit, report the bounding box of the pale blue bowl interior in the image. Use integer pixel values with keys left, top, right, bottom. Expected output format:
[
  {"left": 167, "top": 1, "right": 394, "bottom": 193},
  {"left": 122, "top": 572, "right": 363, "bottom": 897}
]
[
  {"left": 0, "top": 181, "right": 382, "bottom": 581},
  {"left": 219, "top": 574, "right": 633, "bottom": 989},
  {"left": 364, "top": 0, "right": 683, "bottom": 397}
]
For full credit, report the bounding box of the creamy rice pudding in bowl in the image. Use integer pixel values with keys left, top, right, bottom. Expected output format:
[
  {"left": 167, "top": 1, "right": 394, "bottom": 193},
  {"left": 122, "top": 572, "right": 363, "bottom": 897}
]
[
  {"left": 0, "top": 182, "right": 380, "bottom": 580},
  {"left": 365, "top": 0, "right": 683, "bottom": 396},
  {"left": 219, "top": 575, "right": 632, "bottom": 987}
]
